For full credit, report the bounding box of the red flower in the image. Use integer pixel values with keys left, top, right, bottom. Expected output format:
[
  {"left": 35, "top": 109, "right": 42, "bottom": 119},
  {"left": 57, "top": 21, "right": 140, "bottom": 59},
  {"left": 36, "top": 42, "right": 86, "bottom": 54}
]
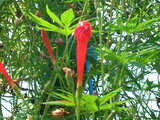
[
  {"left": 74, "top": 21, "right": 92, "bottom": 87},
  {"left": 0, "top": 61, "right": 15, "bottom": 88},
  {"left": 41, "top": 29, "right": 56, "bottom": 64}
]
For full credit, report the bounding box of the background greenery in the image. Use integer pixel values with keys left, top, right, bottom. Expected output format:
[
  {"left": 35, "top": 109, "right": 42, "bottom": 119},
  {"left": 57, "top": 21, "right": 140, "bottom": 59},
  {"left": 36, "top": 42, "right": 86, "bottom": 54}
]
[{"left": 0, "top": 0, "right": 160, "bottom": 119}]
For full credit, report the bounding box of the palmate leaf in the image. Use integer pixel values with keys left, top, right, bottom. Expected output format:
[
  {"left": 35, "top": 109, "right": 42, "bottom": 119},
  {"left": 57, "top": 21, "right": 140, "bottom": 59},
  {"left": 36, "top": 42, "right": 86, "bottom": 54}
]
[
  {"left": 95, "top": 47, "right": 122, "bottom": 63},
  {"left": 28, "top": 6, "right": 76, "bottom": 36},
  {"left": 81, "top": 95, "right": 99, "bottom": 112},
  {"left": 126, "top": 14, "right": 138, "bottom": 29},
  {"left": 111, "top": 16, "right": 160, "bottom": 34},
  {"left": 28, "top": 12, "right": 66, "bottom": 35},
  {"left": 44, "top": 88, "right": 132, "bottom": 113},
  {"left": 46, "top": 5, "right": 64, "bottom": 27},
  {"left": 61, "top": 8, "right": 75, "bottom": 26},
  {"left": 127, "top": 47, "right": 160, "bottom": 63}
]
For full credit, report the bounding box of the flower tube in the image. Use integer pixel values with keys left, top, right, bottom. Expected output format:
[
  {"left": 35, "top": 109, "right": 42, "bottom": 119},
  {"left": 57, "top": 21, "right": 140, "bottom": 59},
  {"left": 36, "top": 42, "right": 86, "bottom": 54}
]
[
  {"left": 41, "top": 29, "right": 56, "bottom": 64},
  {"left": 74, "top": 21, "right": 92, "bottom": 88},
  {"left": 0, "top": 61, "right": 15, "bottom": 88}
]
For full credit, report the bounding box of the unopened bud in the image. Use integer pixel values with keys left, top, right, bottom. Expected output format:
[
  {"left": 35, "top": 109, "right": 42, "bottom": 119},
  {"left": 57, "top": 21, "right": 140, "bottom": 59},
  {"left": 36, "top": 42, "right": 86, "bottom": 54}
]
[
  {"left": 63, "top": 67, "right": 74, "bottom": 80},
  {"left": 51, "top": 108, "right": 64, "bottom": 119},
  {"left": 55, "top": 38, "right": 65, "bottom": 46},
  {"left": 109, "top": 38, "right": 112, "bottom": 46},
  {"left": 68, "top": 3, "right": 76, "bottom": 10},
  {"left": 44, "top": 80, "right": 52, "bottom": 91},
  {"left": 63, "top": 67, "right": 75, "bottom": 91},
  {"left": 77, "top": 10, "right": 82, "bottom": 17},
  {"left": 15, "top": 18, "right": 22, "bottom": 26},
  {"left": 35, "top": 10, "right": 42, "bottom": 17}
]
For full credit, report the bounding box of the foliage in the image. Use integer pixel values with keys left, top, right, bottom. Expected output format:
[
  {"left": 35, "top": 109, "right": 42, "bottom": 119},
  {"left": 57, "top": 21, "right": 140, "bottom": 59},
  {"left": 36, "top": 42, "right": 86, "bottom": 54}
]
[{"left": 0, "top": 0, "right": 160, "bottom": 119}]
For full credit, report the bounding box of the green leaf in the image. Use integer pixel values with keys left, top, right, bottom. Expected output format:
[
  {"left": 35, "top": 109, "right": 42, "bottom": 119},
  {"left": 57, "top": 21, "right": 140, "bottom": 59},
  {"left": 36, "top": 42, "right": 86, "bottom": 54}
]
[
  {"left": 100, "top": 106, "right": 132, "bottom": 112},
  {"left": 46, "top": 5, "right": 64, "bottom": 27},
  {"left": 61, "top": 9, "right": 75, "bottom": 25},
  {"left": 126, "top": 14, "right": 138, "bottom": 29},
  {"left": 135, "top": 16, "right": 160, "bottom": 32},
  {"left": 64, "top": 0, "right": 88, "bottom": 3},
  {"left": 44, "top": 101, "right": 74, "bottom": 107},
  {"left": 28, "top": 12, "right": 63, "bottom": 34},
  {"left": 99, "top": 88, "right": 122, "bottom": 106},
  {"left": 129, "top": 61, "right": 146, "bottom": 70},
  {"left": 81, "top": 95, "right": 99, "bottom": 112},
  {"left": 100, "top": 99, "right": 133, "bottom": 111},
  {"left": 50, "top": 91, "right": 74, "bottom": 102},
  {"left": 111, "top": 16, "right": 160, "bottom": 34},
  {"left": 100, "top": 47, "right": 122, "bottom": 62}
]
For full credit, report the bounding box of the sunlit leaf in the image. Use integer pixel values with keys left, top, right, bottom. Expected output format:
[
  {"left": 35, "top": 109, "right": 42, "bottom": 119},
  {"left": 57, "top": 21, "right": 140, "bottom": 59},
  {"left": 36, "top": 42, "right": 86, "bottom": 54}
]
[
  {"left": 61, "top": 9, "right": 75, "bottom": 25},
  {"left": 46, "top": 5, "right": 64, "bottom": 27}
]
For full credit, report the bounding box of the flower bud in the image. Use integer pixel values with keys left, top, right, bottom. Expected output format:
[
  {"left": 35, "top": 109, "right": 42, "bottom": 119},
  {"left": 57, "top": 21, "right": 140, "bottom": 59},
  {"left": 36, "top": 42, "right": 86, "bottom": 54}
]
[
  {"left": 63, "top": 67, "right": 74, "bottom": 80},
  {"left": 51, "top": 108, "right": 64, "bottom": 119},
  {"left": 77, "top": 10, "right": 82, "bottom": 17},
  {"left": 55, "top": 38, "right": 65, "bottom": 46},
  {"left": 68, "top": 3, "right": 76, "bottom": 10},
  {"left": 15, "top": 18, "right": 22, "bottom": 26},
  {"left": 44, "top": 80, "right": 52, "bottom": 91},
  {"left": 63, "top": 67, "right": 75, "bottom": 91},
  {"left": 109, "top": 38, "right": 112, "bottom": 46},
  {"left": 35, "top": 10, "right": 42, "bottom": 17}
]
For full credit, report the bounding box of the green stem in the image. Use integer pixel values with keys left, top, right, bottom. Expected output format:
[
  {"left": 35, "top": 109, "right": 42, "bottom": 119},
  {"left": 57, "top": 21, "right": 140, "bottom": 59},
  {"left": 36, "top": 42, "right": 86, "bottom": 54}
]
[
  {"left": 66, "top": 33, "right": 69, "bottom": 66},
  {"left": 14, "top": 85, "right": 35, "bottom": 119},
  {"left": 75, "top": 86, "right": 82, "bottom": 120},
  {"left": 0, "top": 96, "right": 3, "bottom": 120},
  {"left": 41, "top": 74, "right": 58, "bottom": 120},
  {"left": 96, "top": 2, "right": 105, "bottom": 95}
]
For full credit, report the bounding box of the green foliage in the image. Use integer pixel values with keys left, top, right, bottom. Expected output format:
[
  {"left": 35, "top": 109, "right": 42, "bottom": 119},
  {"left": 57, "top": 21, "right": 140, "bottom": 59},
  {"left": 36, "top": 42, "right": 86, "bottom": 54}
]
[
  {"left": 44, "top": 88, "right": 132, "bottom": 114},
  {"left": 0, "top": 0, "right": 160, "bottom": 119},
  {"left": 28, "top": 5, "right": 77, "bottom": 36}
]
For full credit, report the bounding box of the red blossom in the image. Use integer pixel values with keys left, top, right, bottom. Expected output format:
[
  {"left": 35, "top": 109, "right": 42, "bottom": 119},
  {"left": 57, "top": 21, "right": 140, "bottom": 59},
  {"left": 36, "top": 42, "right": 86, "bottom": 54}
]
[
  {"left": 74, "top": 21, "right": 92, "bottom": 87},
  {"left": 0, "top": 61, "right": 15, "bottom": 88},
  {"left": 41, "top": 29, "right": 56, "bottom": 64}
]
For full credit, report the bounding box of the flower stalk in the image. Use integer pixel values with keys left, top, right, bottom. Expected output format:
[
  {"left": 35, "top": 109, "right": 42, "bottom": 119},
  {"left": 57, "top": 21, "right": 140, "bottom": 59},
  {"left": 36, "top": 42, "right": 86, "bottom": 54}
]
[{"left": 74, "top": 21, "right": 92, "bottom": 120}]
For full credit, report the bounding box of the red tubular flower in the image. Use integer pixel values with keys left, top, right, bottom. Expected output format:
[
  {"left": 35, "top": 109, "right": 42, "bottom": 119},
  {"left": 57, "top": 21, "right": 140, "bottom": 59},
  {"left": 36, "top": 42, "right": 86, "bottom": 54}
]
[
  {"left": 41, "top": 29, "right": 56, "bottom": 64},
  {"left": 0, "top": 61, "right": 15, "bottom": 88},
  {"left": 74, "top": 21, "right": 92, "bottom": 88}
]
